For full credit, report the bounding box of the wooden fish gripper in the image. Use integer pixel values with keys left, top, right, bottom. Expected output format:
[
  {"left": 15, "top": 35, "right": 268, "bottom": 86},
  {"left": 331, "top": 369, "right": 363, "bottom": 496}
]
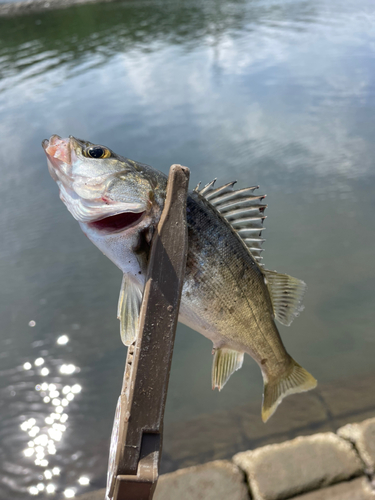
[{"left": 105, "top": 164, "right": 190, "bottom": 500}]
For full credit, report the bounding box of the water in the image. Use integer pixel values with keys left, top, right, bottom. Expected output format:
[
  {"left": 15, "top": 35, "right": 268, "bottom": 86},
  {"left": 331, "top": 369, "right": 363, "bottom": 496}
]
[{"left": 1, "top": 0, "right": 375, "bottom": 497}]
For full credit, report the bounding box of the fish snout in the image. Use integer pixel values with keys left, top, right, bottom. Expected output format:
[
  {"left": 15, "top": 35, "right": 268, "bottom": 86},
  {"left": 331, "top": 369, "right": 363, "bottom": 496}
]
[{"left": 43, "top": 135, "right": 72, "bottom": 180}]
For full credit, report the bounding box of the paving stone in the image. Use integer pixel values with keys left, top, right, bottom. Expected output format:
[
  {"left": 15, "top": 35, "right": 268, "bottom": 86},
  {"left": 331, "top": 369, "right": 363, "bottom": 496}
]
[
  {"left": 291, "top": 477, "right": 375, "bottom": 500},
  {"left": 233, "top": 433, "right": 364, "bottom": 500},
  {"left": 338, "top": 418, "right": 375, "bottom": 475},
  {"left": 154, "top": 460, "right": 250, "bottom": 500}
]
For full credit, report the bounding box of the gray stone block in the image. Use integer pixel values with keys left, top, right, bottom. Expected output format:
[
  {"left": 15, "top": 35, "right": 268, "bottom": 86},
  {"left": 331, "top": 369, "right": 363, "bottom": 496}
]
[
  {"left": 291, "top": 477, "right": 375, "bottom": 500},
  {"left": 233, "top": 433, "right": 363, "bottom": 500},
  {"left": 154, "top": 460, "right": 250, "bottom": 500},
  {"left": 338, "top": 418, "right": 375, "bottom": 476}
]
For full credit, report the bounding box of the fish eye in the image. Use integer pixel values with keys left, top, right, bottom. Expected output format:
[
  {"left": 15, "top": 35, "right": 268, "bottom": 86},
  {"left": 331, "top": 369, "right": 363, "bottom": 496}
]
[{"left": 84, "top": 145, "right": 111, "bottom": 159}]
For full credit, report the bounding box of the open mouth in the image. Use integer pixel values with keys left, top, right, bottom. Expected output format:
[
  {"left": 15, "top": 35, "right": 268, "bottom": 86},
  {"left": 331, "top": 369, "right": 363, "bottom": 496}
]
[{"left": 89, "top": 211, "right": 145, "bottom": 233}]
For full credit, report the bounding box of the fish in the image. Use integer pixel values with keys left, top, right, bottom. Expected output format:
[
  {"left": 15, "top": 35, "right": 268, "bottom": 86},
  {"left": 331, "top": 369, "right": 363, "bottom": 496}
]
[{"left": 43, "top": 134, "right": 317, "bottom": 422}]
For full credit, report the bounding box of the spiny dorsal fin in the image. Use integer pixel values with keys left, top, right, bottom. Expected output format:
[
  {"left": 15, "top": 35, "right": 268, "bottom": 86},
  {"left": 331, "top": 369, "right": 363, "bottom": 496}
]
[
  {"left": 198, "top": 178, "right": 217, "bottom": 195},
  {"left": 197, "top": 180, "right": 267, "bottom": 265},
  {"left": 263, "top": 270, "right": 307, "bottom": 326},
  {"left": 117, "top": 274, "right": 142, "bottom": 346},
  {"left": 205, "top": 180, "right": 237, "bottom": 199},
  {"left": 212, "top": 348, "right": 244, "bottom": 391}
]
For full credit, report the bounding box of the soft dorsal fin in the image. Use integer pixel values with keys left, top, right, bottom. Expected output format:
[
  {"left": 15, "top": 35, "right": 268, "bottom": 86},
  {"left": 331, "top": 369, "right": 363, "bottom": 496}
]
[
  {"left": 117, "top": 274, "right": 142, "bottom": 346},
  {"left": 196, "top": 180, "right": 267, "bottom": 265},
  {"left": 212, "top": 348, "right": 244, "bottom": 391},
  {"left": 263, "top": 270, "right": 307, "bottom": 326}
]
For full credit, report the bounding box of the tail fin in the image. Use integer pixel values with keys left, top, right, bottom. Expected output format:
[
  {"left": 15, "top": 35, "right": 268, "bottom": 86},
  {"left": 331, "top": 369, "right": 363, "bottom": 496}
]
[{"left": 262, "top": 358, "right": 317, "bottom": 422}]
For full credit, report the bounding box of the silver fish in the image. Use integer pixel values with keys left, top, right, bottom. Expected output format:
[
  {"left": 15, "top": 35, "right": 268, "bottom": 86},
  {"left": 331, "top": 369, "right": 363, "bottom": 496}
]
[{"left": 43, "top": 134, "right": 317, "bottom": 422}]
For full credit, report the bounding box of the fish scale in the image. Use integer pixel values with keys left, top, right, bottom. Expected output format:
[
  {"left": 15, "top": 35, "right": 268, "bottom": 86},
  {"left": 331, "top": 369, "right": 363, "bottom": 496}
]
[{"left": 184, "top": 192, "right": 284, "bottom": 357}]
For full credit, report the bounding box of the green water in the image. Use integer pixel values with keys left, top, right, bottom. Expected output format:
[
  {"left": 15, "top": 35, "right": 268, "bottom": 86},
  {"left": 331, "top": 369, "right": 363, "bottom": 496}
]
[{"left": 1, "top": 0, "right": 375, "bottom": 497}]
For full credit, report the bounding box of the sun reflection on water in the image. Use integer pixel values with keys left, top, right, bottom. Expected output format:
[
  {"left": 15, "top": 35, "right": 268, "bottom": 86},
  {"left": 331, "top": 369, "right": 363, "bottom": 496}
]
[
  {"left": 20, "top": 334, "right": 89, "bottom": 497},
  {"left": 57, "top": 336, "right": 69, "bottom": 346}
]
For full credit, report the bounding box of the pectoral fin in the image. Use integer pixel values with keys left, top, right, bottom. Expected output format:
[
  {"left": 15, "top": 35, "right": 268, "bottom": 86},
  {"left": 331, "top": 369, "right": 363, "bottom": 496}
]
[
  {"left": 264, "top": 269, "right": 307, "bottom": 326},
  {"left": 117, "top": 274, "right": 142, "bottom": 346},
  {"left": 212, "top": 348, "right": 244, "bottom": 391}
]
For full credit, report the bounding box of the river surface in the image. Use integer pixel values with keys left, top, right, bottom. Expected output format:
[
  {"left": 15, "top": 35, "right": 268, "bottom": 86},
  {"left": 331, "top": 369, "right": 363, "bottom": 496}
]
[{"left": 1, "top": 0, "right": 375, "bottom": 498}]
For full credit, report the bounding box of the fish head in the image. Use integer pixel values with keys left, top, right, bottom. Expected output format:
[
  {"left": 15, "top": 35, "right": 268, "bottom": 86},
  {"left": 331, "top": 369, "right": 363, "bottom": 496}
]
[{"left": 43, "top": 135, "right": 167, "bottom": 274}]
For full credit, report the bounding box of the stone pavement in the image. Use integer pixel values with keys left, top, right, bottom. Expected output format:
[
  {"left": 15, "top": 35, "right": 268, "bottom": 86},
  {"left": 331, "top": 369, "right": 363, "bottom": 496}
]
[
  {"left": 76, "top": 417, "right": 375, "bottom": 500},
  {"left": 338, "top": 419, "right": 375, "bottom": 476},
  {"left": 233, "top": 433, "right": 363, "bottom": 500}
]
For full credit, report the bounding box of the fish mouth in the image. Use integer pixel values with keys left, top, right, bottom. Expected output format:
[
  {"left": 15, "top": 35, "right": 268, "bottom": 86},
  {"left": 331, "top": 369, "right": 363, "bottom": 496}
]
[{"left": 89, "top": 211, "right": 146, "bottom": 233}]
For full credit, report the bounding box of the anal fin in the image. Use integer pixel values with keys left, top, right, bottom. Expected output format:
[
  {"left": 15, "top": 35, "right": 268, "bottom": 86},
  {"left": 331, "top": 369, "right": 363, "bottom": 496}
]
[
  {"left": 264, "top": 269, "right": 307, "bottom": 326},
  {"left": 117, "top": 274, "right": 142, "bottom": 346},
  {"left": 212, "top": 348, "right": 244, "bottom": 391}
]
